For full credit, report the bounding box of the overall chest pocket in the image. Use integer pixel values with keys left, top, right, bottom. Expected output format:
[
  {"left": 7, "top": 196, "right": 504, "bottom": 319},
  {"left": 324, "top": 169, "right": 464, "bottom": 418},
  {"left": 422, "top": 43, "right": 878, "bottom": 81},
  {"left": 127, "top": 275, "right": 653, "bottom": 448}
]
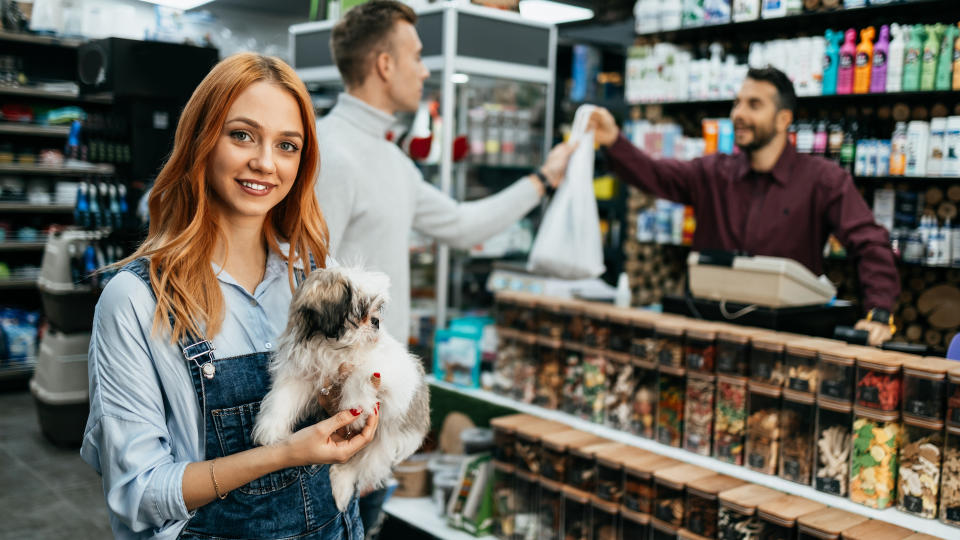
[{"left": 211, "top": 401, "right": 301, "bottom": 495}]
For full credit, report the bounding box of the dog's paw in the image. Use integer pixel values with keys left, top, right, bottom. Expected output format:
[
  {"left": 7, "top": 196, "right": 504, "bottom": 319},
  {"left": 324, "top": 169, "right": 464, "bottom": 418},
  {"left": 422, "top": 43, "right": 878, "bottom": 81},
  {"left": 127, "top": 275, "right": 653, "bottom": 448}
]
[{"left": 251, "top": 420, "right": 291, "bottom": 447}]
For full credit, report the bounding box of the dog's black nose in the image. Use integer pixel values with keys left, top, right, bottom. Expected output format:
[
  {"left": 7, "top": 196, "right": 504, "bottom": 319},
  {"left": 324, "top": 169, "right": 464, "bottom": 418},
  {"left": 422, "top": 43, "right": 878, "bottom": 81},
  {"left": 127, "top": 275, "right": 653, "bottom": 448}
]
[{"left": 371, "top": 317, "right": 380, "bottom": 329}]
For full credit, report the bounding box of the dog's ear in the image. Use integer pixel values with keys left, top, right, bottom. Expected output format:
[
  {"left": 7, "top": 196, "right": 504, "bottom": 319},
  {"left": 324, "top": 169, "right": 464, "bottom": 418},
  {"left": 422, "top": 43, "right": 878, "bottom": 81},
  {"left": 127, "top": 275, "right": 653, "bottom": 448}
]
[{"left": 298, "top": 279, "right": 354, "bottom": 340}]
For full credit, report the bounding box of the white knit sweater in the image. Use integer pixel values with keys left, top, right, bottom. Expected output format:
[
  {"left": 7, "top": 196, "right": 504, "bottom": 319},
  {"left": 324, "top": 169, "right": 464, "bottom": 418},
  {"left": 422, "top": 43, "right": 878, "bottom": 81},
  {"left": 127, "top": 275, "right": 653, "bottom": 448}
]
[{"left": 315, "top": 93, "right": 542, "bottom": 345}]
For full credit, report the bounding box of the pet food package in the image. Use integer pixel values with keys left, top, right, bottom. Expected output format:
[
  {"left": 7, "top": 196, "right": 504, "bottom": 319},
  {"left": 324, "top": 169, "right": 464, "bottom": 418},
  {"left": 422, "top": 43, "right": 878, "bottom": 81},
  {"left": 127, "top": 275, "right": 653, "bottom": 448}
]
[
  {"left": 434, "top": 317, "right": 493, "bottom": 388},
  {"left": 814, "top": 398, "right": 853, "bottom": 497},
  {"left": 849, "top": 407, "right": 901, "bottom": 509},
  {"left": 447, "top": 453, "right": 495, "bottom": 536},
  {"left": 897, "top": 415, "right": 944, "bottom": 518},
  {"left": 527, "top": 105, "right": 604, "bottom": 280},
  {"left": 683, "top": 474, "right": 746, "bottom": 539}
]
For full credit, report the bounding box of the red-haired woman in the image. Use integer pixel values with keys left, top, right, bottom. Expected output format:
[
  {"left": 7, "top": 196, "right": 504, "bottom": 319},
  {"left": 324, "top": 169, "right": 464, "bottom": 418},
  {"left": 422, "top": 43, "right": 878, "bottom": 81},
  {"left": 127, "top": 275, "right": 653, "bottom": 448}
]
[{"left": 81, "top": 53, "right": 377, "bottom": 540}]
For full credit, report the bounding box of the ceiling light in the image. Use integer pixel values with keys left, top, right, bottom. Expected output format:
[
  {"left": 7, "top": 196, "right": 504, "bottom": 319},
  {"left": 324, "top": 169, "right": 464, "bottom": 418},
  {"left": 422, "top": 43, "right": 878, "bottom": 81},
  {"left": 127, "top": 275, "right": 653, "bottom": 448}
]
[
  {"left": 138, "top": 0, "right": 214, "bottom": 10},
  {"left": 451, "top": 73, "right": 469, "bottom": 84},
  {"left": 518, "top": 0, "right": 593, "bottom": 24}
]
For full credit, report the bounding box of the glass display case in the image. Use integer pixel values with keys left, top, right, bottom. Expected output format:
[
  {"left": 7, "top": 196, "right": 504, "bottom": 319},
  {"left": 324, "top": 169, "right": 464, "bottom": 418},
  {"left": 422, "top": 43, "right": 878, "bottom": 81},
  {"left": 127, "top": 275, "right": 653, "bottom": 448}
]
[{"left": 290, "top": 3, "right": 556, "bottom": 334}]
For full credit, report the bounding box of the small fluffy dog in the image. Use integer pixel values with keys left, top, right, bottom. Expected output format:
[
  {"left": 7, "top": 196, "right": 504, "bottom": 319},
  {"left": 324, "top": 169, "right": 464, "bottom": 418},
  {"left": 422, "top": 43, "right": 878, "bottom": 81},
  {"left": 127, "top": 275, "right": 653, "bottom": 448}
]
[{"left": 252, "top": 266, "right": 430, "bottom": 511}]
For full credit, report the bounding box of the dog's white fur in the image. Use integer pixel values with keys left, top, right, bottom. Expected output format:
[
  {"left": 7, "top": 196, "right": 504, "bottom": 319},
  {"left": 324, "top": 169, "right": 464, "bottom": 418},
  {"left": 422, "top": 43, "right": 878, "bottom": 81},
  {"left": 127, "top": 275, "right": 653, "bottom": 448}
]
[{"left": 252, "top": 267, "right": 429, "bottom": 511}]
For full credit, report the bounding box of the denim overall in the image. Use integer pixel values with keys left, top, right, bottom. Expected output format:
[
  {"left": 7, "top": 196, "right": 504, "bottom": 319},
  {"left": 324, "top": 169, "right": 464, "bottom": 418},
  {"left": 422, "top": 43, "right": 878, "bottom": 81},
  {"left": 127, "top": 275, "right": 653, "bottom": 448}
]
[{"left": 122, "top": 259, "right": 363, "bottom": 540}]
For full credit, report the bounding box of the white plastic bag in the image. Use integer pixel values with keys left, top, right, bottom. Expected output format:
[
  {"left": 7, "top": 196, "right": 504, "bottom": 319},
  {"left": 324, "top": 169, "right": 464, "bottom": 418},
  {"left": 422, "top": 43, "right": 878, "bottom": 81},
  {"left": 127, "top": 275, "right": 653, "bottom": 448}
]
[{"left": 527, "top": 105, "right": 605, "bottom": 280}]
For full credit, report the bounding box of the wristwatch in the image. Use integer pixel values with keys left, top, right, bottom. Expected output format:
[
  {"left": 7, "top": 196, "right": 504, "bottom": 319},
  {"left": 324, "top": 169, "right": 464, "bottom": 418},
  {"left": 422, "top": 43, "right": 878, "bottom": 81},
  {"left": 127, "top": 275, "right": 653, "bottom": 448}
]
[
  {"left": 534, "top": 170, "right": 556, "bottom": 198},
  {"left": 866, "top": 307, "right": 897, "bottom": 335}
]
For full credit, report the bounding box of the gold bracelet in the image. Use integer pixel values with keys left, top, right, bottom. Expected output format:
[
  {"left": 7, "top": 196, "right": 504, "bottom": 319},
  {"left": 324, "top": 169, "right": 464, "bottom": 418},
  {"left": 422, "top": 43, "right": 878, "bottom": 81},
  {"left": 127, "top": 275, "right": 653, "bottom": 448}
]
[{"left": 209, "top": 459, "right": 228, "bottom": 500}]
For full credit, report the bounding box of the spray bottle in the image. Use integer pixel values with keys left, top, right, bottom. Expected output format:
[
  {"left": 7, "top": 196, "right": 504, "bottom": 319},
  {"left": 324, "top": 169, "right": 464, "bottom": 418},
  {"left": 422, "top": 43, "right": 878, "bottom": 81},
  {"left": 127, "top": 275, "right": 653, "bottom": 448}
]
[
  {"left": 854, "top": 26, "right": 875, "bottom": 94},
  {"left": 823, "top": 29, "right": 843, "bottom": 95},
  {"left": 936, "top": 24, "right": 959, "bottom": 91},
  {"left": 887, "top": 23, "right": 905, "bottom": 93},
  {"left": 837, "top": 28, "right": 857, "bottom": 95},
  {"left": 921, "top": 24, "right": 945, "bottom": 91},
  {"left": 870, "top": 25, "right": 890, "bottom": 93},
  {"left": 903, "top": 24, "right": 925, "bottom": 92}
]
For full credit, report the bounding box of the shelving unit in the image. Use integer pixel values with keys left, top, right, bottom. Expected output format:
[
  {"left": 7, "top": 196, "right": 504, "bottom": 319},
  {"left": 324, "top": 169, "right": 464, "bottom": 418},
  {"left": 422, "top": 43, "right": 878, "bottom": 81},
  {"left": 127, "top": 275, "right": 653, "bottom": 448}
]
[
  {"left": 0, "top": 123, "right": 71, "bottom": 136},
  {"left": 0, "top": 30, "right": 81, "bottom": 47},
  {"left": 429, "top": 377, "right": 959, "bottom": 538},
  {"left": 0, "top": 86, "right": 114, "bottom": 104},
  {"left": 382, "top": 496, "right": 495, "bottom": 540},
  {"left": 0, "top": 279, "right": 38, "bottom": 290},
  {"left": 0, "top": 241, "right": 47, "bottom": 252},
  {"left": 629, "top": 90, "right": 960, "bottom": 109},
  {"left": 0, "top": 163, "right": 115, "bottom": 175},
  {"left": 0, "top": 203, "right": 74, "bottom": 213}
]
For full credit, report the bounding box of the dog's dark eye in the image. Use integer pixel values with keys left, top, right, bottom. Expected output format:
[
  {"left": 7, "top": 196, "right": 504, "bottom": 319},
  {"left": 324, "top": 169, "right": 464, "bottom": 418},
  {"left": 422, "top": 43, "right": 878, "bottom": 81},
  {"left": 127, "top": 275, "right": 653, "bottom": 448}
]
[{"left": 371, "top": 317, "right": 380, "bottom": 329}]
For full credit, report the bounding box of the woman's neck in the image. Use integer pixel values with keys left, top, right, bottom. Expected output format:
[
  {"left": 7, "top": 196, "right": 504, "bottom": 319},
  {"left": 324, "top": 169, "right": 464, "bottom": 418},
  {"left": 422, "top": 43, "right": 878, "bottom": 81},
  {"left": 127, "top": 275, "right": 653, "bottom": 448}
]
[{"left": 213, "top": 214, "right": 268, "bottom": 295}]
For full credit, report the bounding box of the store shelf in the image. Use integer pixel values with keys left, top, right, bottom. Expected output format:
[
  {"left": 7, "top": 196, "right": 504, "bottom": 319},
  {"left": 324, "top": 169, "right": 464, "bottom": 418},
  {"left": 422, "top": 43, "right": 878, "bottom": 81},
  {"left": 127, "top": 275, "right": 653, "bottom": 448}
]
[
  {"left": 0, "top": 360, "right": 35, "bottom": 381},
  {"left": 428, "top": 377, "right": 960, "bottom": 538},
  {"left": 0, "top": 241, "right": 46, "bottom": 252},
  {"left": 382, "top": 496, "right": 494, "bottom": 540},
  {"left": 628, "top": 90, "right": 960, "bottom": 109},
  {"left": 0, "top": 123, "right": 71, "bottom": 137},
  {"left": 0, "top": 30, "right": 82, "bottom": 47},
  {"left": 826, "top": 254, "right": 958, "bottom": 269},
  {"left": 0, "top": 86, "right": 113, "bottom": 104},
  {"left": 632, "top": 0, "right": 954, "bottom": 41},
  {"left": 0, "top": 278, "right": 38, "bottom": 290},
  {"left": 0, "top": 162, "right": 114, "bottom": 175},
  {"left": 855, "top": 175, "right": 960, "bottom": 184},
  {"left": 0, "top": 202, "right": 73, "bottom": 213}
]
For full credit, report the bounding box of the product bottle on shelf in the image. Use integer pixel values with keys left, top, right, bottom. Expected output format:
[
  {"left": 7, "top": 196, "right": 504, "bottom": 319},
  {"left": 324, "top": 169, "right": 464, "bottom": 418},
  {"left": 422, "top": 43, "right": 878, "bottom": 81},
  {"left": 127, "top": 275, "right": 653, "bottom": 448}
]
[
  {"left": 836, "top": 29, "right": 857, "bottom": 95},
  {"left": 854, "top": 26, "right": 875, "bottom": 94},
  {"left": 920, "top": 24, "right": 945, "bottom": 91},
  {"left": 823, "top": 29, "right": 843, "bottom": 95},
  {"left": 813, "top": 117, "right": 828, "bottom": 156},
  {"left": 889, "top": 121, "right": 908, "bottom": 176},
  {"left": 870, "top": 25, "right": 890, "bottom": 94},
  {"left": 760, "top": 0, "right": 786, "bottom": 19},
  {"left": 902, "top": 25, "right": 925, "bottom": 92},
  {"left": 840, "top": 118, "right": 858, "bottom": 174},
  {"left": 732, "top": 0, "right": 760, "bottom": 22},
  {"left": 796, "top": 120, "right": 815, "bottom": 154},
  {"left": 905, "top": 120, "right": 931, "bottom": 177},
  {"left": 954, "top": 23, "right": 960, "bottom": 91},
  {"left": 828, "top": 115, "right": 845, "bottom": 163},
  {"left": 887, "top": 23, "right": 905, "bottom": 93},
  {"left": 936, "top": 24, "right": 959, "bottom": 91},
  {"left": 928, "top": 117, "right": 947, "bottom": 177}
]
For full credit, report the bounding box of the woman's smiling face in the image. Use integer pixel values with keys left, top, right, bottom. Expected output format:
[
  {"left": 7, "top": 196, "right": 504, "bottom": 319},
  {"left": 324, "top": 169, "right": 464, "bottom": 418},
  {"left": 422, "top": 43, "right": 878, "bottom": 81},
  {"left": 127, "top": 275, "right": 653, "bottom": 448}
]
[{"left": 207, "top": 80, "right": 304, "bottom": 222}]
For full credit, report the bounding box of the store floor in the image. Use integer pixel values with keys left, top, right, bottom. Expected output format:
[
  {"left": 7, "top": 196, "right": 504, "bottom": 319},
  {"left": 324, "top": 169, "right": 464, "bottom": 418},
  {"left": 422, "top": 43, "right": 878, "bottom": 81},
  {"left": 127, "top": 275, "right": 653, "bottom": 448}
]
[{"left": 0, "top": 389, "right": 112, "bottom": 539}]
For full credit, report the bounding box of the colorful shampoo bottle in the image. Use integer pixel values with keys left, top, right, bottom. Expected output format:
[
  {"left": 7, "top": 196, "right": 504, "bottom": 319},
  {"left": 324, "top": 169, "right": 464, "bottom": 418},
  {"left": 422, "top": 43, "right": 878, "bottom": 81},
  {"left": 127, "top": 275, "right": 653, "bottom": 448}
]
[
  {"left": 921, "top": 23, "right": 945, "bottom": 91},
  {"left": 936, "top": 23, "right": 959, "bottom": 91},
  {"left": 837, "top": 28, "right": 857, "bottom": 95},
  {"left": 870, "top": 25, "right": 890, "bottom": 93},
  {"left": 903, "top": 24, "right": 925, "bottom": 92},
  {"left": 887, "top": 23, "right": 905, "bottom": 93},
  {"left": 823, "top": 29, "right": 843, "bottom": 95},
  {"left": 854, "top": 26, "right": 875, "bottom": 94}
]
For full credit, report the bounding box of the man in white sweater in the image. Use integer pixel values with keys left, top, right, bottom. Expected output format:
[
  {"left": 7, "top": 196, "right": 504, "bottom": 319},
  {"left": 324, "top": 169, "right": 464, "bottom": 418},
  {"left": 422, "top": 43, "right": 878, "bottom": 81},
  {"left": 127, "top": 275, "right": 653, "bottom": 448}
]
[{"left": 315, "top": 0, "right": 574, "bottom": 347}]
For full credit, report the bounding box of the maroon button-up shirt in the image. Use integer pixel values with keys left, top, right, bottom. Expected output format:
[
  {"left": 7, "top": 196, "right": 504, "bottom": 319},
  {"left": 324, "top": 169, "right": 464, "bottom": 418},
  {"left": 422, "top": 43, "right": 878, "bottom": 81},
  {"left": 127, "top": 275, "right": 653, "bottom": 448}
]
[{"left": 608, "top": 133, "right": 900, "bottom": 312}]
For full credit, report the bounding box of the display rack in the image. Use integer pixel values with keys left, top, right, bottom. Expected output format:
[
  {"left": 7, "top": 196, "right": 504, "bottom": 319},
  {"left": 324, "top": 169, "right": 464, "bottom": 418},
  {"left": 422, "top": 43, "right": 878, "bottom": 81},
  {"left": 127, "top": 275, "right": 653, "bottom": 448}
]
[
  {"left": 429, "top": 377, "right": 958, "bottom": 538},
  {"left": 290, "top": 3, "right": 556, "bottom": 330}
]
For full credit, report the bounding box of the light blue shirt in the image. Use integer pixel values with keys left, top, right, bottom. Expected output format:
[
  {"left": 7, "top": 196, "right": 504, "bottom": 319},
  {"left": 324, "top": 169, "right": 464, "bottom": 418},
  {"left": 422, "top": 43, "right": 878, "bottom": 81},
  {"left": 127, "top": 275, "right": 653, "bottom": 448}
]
[{"left": 81, "top": 251, "right": 308, "bottom": 539}]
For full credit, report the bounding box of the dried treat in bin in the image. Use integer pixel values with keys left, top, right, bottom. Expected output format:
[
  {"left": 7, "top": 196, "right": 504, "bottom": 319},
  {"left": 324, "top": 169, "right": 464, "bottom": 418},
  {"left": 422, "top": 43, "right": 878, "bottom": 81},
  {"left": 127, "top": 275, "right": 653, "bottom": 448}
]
[
  {"left": 594, "top": 445, "right": 635, "bottom": 504},
  {"left": 581, "top": 348, "right": 608, "bottom": 424},
  {"left": 539, "top": 430, "right": 606, "bottom": 483},
  {"left": 631, "top": 313, "right": 658, "bottom": 365},
  {"left": 896, "top": 416, "right": 944, "bottom": 518},
  {"left": 653, "top": 464, "right": 713, "bottom": 529},
  {"left": 850, "top": 407, "right": 901, "bottom": 510},
  {"left": 818, "top": 346, "right": 859, "bottom": 401},
  {"left": 901, "top": 356, "right": 950, "bottom": 421},
  {"left": 749, "top": 333, "right": 788, "bottom": 386},
  {"left": 514, "top": 419, "right": 569, "bottom": 475},
  {"left": 684, "top": 474, "right": 746, "bottom": 539},
  {"left": 797, "top": 508, "right": 869, "bottom": 540},
  {"left": 603, "top": 353, "right": 635, "bottom": 431},
  {"left": 630, "top": 360, "right": 658, "bottom": 439},
  {"left": 716, "top": 327, "right": 755, "bottom": 377},
  {"left": 562, "top": 486, "right": 592, "bottom": 540},
  {"left": 604, "top": 306, "right": 634, "bottom": 353},
  {"left": 784, "top": 338, "right": 833, "bottom": 394},
  {"left": 538, "top": 297, "right": 569, "bottom": 339},
  {"left": 779, "top": 390, "right": 816, "bottom": 485},
  {"left": 623, "top": 453, "right": 680, "bottom": 515},
  {"left": 592, "top": 498, "right": 619, "bottom": 540},
  {"left": 715, "top": 376, "right": 748, "bottom": 465},
  {"left": 582, "top": 303, "right": 611, "bottom": 350},
  {"left": 941, "top": 426, "right": 960, "bottom": 525},
  {"left": 655, "top": 319, "right": 685, "bottom": 368},
  {"left": 815, "top": 399, "right": 853, "bottom": 497},
  {"left": 717, "top": 484, "right": 782, "bottom": 540},
  {"left": 534, "top": 337, "right": 564, "bottom": 410},
  {"left": 683, "top": 373, "right": 716, "bottom": 457},
  {"left": 490, "top": 413, "right": 537, "bottom": 465},
  {"left": 657, "top": 368, "right": 686, "bottom": 448},
  {"left": 491, "top": 461, "right": 516, "bottom": 539},
  {"left": 565, "top": 442, "right": 623, "bottom": 494},
  {"left": 538, "top": 478, "right": 564, "bottom": 540},
  {"left": 561, "top": 343, "right": 584, "bottom": 416},
  {"left": 745, "top": 383, "right": 781, "bottom": 475},
  {"left": 855, "top": 350, "right": 903, "bottom": 412},
  {"left": 492, "top": 328, "right": 521, "bottom": 397},
  {"left": 685, "top": 323, "right": 718, "bottom": 373},
  {"left": 756, "top": 495, "right": 826, "bottom": 540},
  {"left": 948, "top": 368, "right": 960, "bottom": 427}
]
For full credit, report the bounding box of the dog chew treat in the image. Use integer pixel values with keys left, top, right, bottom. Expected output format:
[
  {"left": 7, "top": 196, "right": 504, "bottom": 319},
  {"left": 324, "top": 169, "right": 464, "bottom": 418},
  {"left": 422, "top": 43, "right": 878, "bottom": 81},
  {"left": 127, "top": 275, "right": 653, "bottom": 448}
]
[
  {"left": 717, "top": 483, "right": 782, "bottom": 540},
  {"left": 745, "top": 382, "right": 782, "bottom": 475},
  {"left": 683, "top": 474, "right": 747, "bottom": 539},
  {"left": 815, "top": 398, "right": 853, "bottom": 497},
  {"left": 897, "top": 414, "right": 944, "bottom": 518},
  {"left": 756, "top": 495, "right": 826, "bottom": 540},
  {"left": 850, "top": 406, "right": 901, "bottom": 510},
  {"left": 715, "top": 375, "right": 748, "bottom": 465}
]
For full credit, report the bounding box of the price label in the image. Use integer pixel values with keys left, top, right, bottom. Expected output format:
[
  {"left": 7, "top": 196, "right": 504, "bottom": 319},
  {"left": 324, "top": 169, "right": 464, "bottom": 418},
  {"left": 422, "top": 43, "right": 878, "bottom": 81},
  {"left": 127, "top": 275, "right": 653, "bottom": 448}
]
[
  {"left": 755, "top": 362, "right": 772, "bottom": 380},
  {"left": 945, "top": 506, "right": 960, "bottom": 522},
  {"left": 903, "top": 495, "right": 923, "bottom": 514},
  {"left": 688, "top": 516, "right": 705, "bottom": 535},
  {"left": 748, "top": 453, "right": 766, "bottom": 470},
  {"left": 687, "top": 353, "right": 704, "bottom": 370},
  {"left": 816, "top": 477, "right": 842, "bottom": 495},
  {"left": 717, "top": 353, "right": 736, "bottom": 374},
  {"left": 821, "top": 380, "right": 848, "bottom": 400},
  {"left": 784, "top": 460, "right": 801, "bottom": 480},
  {"left": 789, "top": 378, "right": 810, "bottom": 393},
  {"left": 632, "top": 343, "right": 648, "bottom": 359},
  {"left": 859, "top": 386, "right": 880, "bottom": 405},
  {"left": 906, "top": 399, "right": 933, "bottom": 418}
]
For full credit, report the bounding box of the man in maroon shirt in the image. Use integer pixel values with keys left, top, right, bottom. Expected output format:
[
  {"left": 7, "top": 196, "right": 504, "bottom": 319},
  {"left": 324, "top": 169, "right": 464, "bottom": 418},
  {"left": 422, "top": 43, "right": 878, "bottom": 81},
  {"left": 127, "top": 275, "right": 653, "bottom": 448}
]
[{"left": 589, "top": 67, "right": 899, "bottom": 345}]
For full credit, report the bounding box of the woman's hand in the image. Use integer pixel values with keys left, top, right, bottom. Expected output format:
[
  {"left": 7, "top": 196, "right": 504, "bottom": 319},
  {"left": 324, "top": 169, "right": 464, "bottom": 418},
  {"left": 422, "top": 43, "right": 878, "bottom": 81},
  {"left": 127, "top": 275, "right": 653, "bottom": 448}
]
[
  {"left": 588, "top": 107, "right": 620, "bottom": 147},
  {"left": 536, "top": 141, "right": 578, "bottom": 192},
  {"left": 281, "top": 406, "right": 379, "bottom": 467}
]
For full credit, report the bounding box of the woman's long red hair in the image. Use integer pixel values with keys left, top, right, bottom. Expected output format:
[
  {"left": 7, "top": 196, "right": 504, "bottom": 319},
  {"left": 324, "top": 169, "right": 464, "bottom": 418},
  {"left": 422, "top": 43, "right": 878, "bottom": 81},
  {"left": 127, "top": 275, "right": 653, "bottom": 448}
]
[{"left": 116, "top": 53, "right": 329, "bottom": 343}]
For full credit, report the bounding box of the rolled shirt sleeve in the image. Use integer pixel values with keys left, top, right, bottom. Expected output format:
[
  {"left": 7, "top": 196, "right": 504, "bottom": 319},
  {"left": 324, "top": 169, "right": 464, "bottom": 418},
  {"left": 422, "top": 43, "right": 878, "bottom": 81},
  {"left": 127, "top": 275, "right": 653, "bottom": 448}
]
[{"left": 81, "top": 271, "right": 197, "bottom": 535}]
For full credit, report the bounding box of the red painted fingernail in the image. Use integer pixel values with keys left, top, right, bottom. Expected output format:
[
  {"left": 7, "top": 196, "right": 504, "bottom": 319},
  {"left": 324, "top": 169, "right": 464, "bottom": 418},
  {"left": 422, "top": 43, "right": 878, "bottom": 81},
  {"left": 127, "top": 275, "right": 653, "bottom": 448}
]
[
  {"left": 350, "top": 408, "right": 362, "bottom": 416},
  {"left": 373, "top": 372, "right": 381, "bottom": 378}
]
